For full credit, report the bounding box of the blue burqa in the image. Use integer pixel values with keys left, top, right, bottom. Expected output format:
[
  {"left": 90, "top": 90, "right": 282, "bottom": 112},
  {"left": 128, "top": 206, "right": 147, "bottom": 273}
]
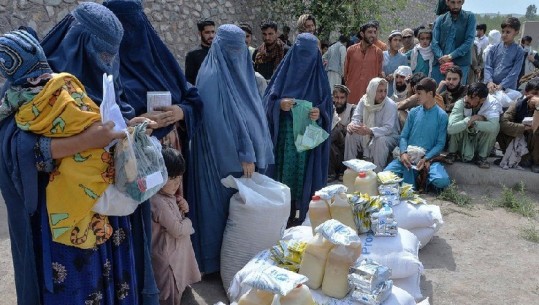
[
  {"left": 39, "top": 8, "right": 159, "bottom": 305},
  {"left": 191, "top": 24, "right": 274, "bottom": 273},
  {"left": 263, "top": 33, "right": 332, "bottom": 222},
  {"left": 104, "top": 0, "right": 202, "bottom": 139},
  {"left": 104, "top": 1, "right": 204, "bottom": 299}
]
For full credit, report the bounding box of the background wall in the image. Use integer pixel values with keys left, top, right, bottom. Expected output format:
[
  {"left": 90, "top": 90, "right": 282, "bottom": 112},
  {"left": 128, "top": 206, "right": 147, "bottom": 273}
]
[{"left": 0, "top": 0, "right": 436, "bottom": 84}]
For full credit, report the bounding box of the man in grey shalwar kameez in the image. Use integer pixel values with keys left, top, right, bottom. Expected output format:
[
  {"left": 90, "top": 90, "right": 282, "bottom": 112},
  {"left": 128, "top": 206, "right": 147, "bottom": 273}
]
[{"left": 345, "top": 78, "right": 400, "bottom": 171}]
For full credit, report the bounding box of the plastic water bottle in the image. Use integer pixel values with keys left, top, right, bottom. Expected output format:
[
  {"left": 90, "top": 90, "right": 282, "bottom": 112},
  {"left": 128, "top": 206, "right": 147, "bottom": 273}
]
[
  {"left": 354, "top": 171, "right": 378, "bottom": 196},
  {"left": 308, "top": 195, "right": 331, "bottom": 234},
  {"left": 342, "top": 167, "right": 358, "bottom": 192},
  {"left": 329, "top": 193, "right": 356, "bottom": 231}
]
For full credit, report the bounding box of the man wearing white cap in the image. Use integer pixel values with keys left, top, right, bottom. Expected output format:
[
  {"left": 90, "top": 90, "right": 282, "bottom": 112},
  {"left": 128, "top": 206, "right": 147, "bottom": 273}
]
[
  {"left": 383, "top": 30, "right": 409, "bottom": 97},
  {"left": 391, "top": 65, "right": 413, "bottom": 102},
  {"left": 345, "top": 78, "right": 400, "bottom": 171}
]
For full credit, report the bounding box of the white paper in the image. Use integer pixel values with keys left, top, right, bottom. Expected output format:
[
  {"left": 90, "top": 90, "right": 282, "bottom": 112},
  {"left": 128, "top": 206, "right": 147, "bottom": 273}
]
[{"left": 145, "top": 171, "right": 164, "bottom": 190}]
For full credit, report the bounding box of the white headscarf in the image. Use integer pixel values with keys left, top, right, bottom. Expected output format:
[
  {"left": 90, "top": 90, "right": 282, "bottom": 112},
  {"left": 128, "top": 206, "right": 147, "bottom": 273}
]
[
  {"left": 410, "top": 44, "right": 434, "bottom": 77},
  {"left": 392, "top": 65, "right": 412, "bottom": 100},
  {"left": 483, "top": 30, "right": 501, "bottom": 63},
  {"left": 360, "top": 77, "right": 389, "bottom": 148}
]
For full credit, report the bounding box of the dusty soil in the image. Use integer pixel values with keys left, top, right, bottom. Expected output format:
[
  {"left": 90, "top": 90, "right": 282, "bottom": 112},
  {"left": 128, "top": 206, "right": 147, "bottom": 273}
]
[
  {"left": 418, "top": 185, "right": 539, "bottom": 305},
  {"left": 1, "top": 186, "right": 538, "bottom": 305}
]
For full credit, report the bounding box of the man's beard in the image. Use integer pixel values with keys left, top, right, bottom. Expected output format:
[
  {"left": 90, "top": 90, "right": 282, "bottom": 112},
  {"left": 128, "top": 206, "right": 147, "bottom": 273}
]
[
  {"left": 335, "top": 103, "right": 347, "bottom": 114},
  {"left": 395, "top": 83, "right": 407, "bottom": 93},
  {"left": 447, "top": 84, "right": 461, "bottom": 93}
]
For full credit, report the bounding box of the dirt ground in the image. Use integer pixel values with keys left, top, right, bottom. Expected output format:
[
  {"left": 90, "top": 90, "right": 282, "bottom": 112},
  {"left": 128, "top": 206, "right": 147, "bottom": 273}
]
[
  {"left": 1, "top": 186, "right": 539, "bottom": 305},
  {"left": 418, "top": 185, "right": 539, "bottom": 305}
]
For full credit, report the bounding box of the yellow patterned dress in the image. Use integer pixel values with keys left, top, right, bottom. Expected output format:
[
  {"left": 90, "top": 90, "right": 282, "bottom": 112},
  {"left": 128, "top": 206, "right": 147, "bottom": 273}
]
[{"left": 15, "top": 73, "right": 113, "bottom": 249}]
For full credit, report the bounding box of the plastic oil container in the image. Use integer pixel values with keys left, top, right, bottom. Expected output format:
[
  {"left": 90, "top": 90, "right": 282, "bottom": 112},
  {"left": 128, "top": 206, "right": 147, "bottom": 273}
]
[
  {"left": 299, "top": 234, "right": 334, "bottom": 289},
  {"left": 329, "top": 193, "right": 356, "bottom": 231},
  {"left": 279, "top": 284, "right": 315, "bottom": 305},
  {"left": 238, "top": 288, "right": 274, "bottom": 305},
  {"left": 308, "top": 195, "right": 331, "bottom": 234},
  {"left": 321, "top": 244, "right": 362, "bottom": 299},
  {"left": 354, "top": 171, "right": 378, "bottom": 196},
  {"left": 342, "top": 168, "right": 358, "bottom": 192}
]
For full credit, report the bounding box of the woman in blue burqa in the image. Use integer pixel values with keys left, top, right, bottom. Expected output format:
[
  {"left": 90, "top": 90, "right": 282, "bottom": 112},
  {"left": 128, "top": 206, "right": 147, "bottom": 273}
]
[
  {"left": 0, "top": 3, "right": 149, "bottom": 305},
  {"left": 12, "top": 2, "right": 157, "bottom": 304},
  {"left": 264, "top": 33, "right": 333, "bottom": 225},
  {"left": 103, "top": 0, "right": 204, "bottom": 298},
  {"left": 191, "top": 24, "right": 274, "bottom": 273},
  {"left": 103, "top": 0, "right": 202, "bottom": 150}
]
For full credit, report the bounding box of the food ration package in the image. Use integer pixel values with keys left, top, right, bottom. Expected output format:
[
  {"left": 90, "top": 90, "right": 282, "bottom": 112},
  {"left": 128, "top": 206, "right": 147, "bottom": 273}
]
[
  {"left": 350, "top": 280, "right": 393, "bottom": 305},
  {"left": 378, "top": 183, "right": 400, "bottom": 207},
  {"left": 370, "top": 205, "right": 398, "bottom": 237},
  {"left": 349, "top": 259, "right": 391, "bottom": 292}
]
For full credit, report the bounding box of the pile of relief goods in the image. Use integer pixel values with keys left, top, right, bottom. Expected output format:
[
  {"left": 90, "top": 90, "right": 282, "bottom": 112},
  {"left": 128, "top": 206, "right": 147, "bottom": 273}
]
[
  {"left": 226, "top": 160, "right": 440, "bottom": 304},
  {"left": 349, "top": 259, "right": 393, "bottom": 304},
  {"left": 229, "top": 219, "right": 423, "bottom": 305}
]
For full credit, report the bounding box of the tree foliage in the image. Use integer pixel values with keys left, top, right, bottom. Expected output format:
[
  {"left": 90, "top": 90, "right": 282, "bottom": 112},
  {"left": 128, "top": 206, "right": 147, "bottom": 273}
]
[
  {"left": 275, "top": 0, "right": 407, "bottom": 40},
  {"left": 525, "top": 4, "right": 537, "bottom": 20}
]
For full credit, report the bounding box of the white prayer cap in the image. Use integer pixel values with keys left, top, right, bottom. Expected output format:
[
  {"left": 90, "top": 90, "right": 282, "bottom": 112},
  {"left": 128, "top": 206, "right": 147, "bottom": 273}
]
[{"left": 394, "top": 65, "right": 412, "bottom": 77}]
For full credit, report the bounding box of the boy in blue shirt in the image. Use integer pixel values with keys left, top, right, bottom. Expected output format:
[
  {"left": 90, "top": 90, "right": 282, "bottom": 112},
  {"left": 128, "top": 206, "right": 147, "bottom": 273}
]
[{"left": 484, "top": 17, "right": 525, "bottom": 91}]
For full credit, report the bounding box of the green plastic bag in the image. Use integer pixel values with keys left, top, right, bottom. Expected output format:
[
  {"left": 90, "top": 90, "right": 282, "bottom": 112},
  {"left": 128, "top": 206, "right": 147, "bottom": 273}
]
[{"left": 291, "top": 99, "right": 329, "bottom": 152}]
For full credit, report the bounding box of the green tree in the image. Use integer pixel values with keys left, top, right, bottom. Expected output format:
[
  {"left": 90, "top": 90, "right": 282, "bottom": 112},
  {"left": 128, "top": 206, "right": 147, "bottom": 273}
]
[
  {"left": 525, "top": 4, "right": 537, "bottom": 20},
  {"left": 276, "top": 0, "right": 407, "bottom": 40}
]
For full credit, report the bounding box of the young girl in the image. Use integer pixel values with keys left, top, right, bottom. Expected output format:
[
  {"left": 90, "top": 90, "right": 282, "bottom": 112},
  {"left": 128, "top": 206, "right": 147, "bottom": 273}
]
[
  {"left": 407, "top": 29, "right": 434, "bottom": 77},
  {"left": 150, "top": 147, "right": 201, "bottom": 305}
]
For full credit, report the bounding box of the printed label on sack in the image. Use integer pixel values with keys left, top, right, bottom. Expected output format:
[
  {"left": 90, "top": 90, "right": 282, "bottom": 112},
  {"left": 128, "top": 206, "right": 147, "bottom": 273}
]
[{"left": 145, "top": 171, "right": 164, "bottom": 190}]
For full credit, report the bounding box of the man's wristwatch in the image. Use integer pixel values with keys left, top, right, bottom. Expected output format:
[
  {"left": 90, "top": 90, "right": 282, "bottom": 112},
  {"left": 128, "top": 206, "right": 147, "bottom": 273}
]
[{"left": 535, "top": 104, "right": 539, "bottom": 112}]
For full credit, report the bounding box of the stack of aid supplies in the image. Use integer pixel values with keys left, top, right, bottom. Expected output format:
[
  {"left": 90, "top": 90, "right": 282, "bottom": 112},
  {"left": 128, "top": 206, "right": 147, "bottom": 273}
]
[
  {"left": 299, "top": 220, "right": 362, "bottom": 299},
  {"left": 237, "top": 265, "right": 315, "bottom": 305},
  {"left": 378, "top": 171, "right": 444, "bottom": 249},
  {"left": 349, "top": 259, "right": 393, "bottom": 305}
]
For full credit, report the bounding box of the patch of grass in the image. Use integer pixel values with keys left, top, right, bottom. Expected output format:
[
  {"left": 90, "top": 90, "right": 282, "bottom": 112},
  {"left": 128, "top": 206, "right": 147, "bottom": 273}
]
[
  {"left": 438, "top": 182, "right": 472, "bottom": 207},
  {"left": 497, "top": 182, "right": 537, "bottom": 218},
  {"left": 520, "top": 224, "right": 539, "bottom": 243}
]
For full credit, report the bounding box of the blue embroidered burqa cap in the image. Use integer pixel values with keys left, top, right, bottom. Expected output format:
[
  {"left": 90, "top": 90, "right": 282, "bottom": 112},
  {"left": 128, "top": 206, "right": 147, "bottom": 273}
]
[
  {"left": 41, "top": 2, "right": 135, "bottom": 118},
  {"left": 0, "top": 30, "right": 52, "bottom": 85},
  {"left": 72, "top": 1, "right": 124, "bottom": 56}
]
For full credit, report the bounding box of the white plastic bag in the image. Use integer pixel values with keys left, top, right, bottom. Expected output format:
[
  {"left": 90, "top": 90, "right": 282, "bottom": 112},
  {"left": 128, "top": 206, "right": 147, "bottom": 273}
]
[
  {"left": 100, "top": 73, "right": 127, "bottom": 151},
  {"left": 309, "top": 285, "right": 416, "bottom": 305},
  {"left": 315, "top": 219, "right": 362, "bottom": 247},
  {"left": 220, "top": 173, "right": 291, "bottom": 291},
  {"left": 393, "top": 201, "right": 443, "bottom": 230},
  {"left": 315, "top": 184, "right": 348, "bottom": 200},
  {"left": 92, "top": 184, "right": 141, "bottom": 216},
  {"left": 343, "top": 159, "right": 377, "bottom": 172},
  {"left": 281, "top": 226, "right": 313, "bottom": 242},
  {"left": 114, "top": 123, "right": 168, "bottom": 203},
  {"left": 242, "top": 265, "right": 308, "bottom": 296},
  {"left": 393, "top": 272, "right": 423, "bottom": 301},
  {"left": 228, "top": 250, "right": 275, "bottom": 302},
  {"left": 360, "top": 228, "right": 423, "bottom": 279},
  {"left": 409, "top": 225, "right": 438, "bottom": 249}
]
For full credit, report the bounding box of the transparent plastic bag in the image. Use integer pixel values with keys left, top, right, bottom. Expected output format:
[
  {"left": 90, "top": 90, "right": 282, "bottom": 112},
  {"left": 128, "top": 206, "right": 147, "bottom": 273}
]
[
  {"left": 100, "top": 73, "right": 127, "bottom": 151},
  {"left": 295, "top": 123, "right": 329, "bottom": 152},
  {"left": 114, "top": 122, "right": 168, "bottom": 202}
]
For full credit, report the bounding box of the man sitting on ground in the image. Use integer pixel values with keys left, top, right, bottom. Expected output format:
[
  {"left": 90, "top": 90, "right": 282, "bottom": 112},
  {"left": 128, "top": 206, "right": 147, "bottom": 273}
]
[
  {"left": 345, "top": 78, "right": 400, "bottom": 172},
  {"left": 329, "top": 85, "right": 356, "bottom": 181},
  {"left": 437, "top": 65, "right": 467, "bottom": 113},
  {"left": 497, "top": 78, "right": 539, "bottom": 173},
  {"left": 391, "top": 65, "right": 413, "bottom": 102},
  {"left": 446, "top": 82, "right": 500, "bottom": 168},
  {"left": 396, "top": 72, "right": 445, "bottom": 127},
  {"left": 385, "top": 78, "right": 450, "bottom": 191}
]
